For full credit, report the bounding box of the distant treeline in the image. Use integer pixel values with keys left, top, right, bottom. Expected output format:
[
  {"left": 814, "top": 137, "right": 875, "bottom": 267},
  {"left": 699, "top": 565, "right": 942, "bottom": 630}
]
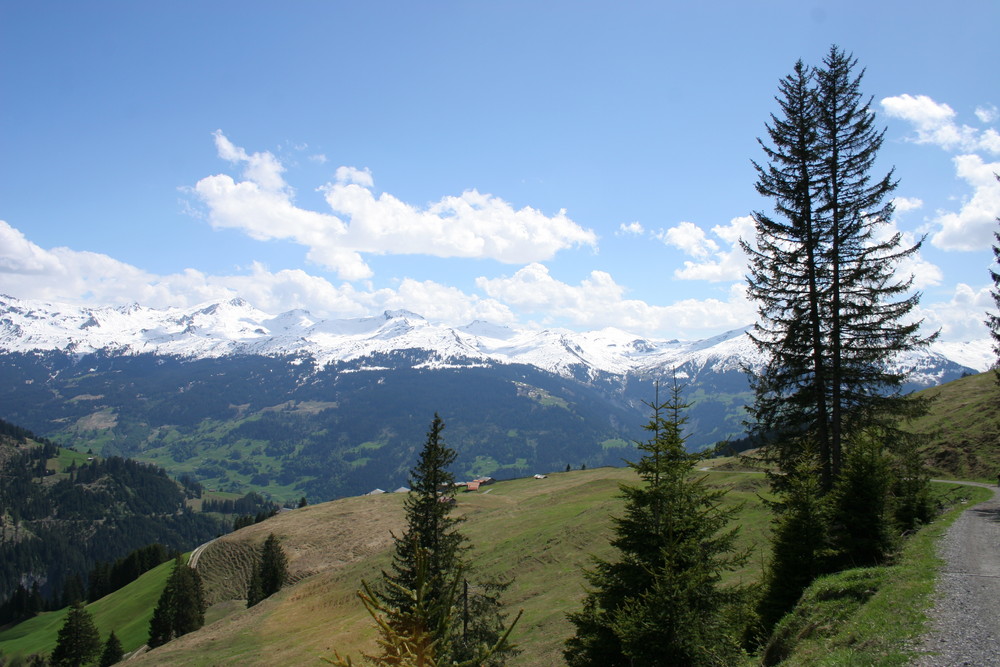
[
  {"left": 0, "top": 543, "right": 176, "bottom": 625},
  {"left": 201, "top": 491, "right": 277, "bottom": 516},
  {"left": 87, "top": 543, "right": 175, "bottom": 602}
]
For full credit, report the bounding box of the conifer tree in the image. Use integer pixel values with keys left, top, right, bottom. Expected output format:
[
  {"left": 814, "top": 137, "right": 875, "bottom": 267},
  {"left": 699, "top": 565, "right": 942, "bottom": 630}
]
[
  {"left": 247, "top": 533, "right": 288, "bottom": 607},
  {"left": 50, "top": 602, "right": 101, "bottom": 667},
  {"left": 259, "top": 533, "right": 288, "bottom": 598},
  {"left": 756, "top": 464, "right": 829, "bottom": 634},
  {"left": 377, "top": 415, "right": 464, "bottom": 647},
  {"left": 746, "top": 45, "right": 936, "bottom": 636},
  {"left": 564, "top": 378, "right": 750, "bottom": 666},
  {"left": 328, "top": 547, "right": 520, "bottom": 667},
  {"left": 246, "top": 568, "right": 264, "bottom": 608},
  {"left": 99, "top": 630, "right": 124, "bottom": 667},
  {"left": 373, "top": 414, "right": 516, "bottom": 665},
  {"left": 745, "top": 45, "right": 933, "bottom": 493},
  {"left": 148, "top": 556, "right": 206, "bottom": 648}
]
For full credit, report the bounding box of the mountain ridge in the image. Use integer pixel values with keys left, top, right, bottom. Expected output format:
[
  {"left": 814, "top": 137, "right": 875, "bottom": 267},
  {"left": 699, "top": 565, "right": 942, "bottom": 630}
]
[
  {"left": 0, "top": 294, "right": 987, "bottom": 502},
  {"left": 1, "top": 294, "right": 987, "bottom": 381}
]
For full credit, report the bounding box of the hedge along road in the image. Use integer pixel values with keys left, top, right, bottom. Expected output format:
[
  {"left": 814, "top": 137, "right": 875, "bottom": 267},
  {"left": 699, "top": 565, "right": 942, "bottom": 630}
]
[{"left": 914, "top": 480, "right": 1000, "bottom": 666}]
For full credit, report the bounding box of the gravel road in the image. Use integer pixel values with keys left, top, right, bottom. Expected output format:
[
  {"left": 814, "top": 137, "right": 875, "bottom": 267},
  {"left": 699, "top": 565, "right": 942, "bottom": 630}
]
[{"left": 913, "top": 482, "right": 1000, "bottom": 666}]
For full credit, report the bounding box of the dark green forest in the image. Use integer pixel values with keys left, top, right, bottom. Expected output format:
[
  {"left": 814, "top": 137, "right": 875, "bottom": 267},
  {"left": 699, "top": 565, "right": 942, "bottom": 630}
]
[{"left": 0, "top": 421, "right": 230, "bottom": 624}]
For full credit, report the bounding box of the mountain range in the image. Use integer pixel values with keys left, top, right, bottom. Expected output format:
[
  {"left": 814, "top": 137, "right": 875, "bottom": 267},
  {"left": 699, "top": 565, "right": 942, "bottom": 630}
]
[{"left": 0, "top": 294, "right": 989, "bottom": 501}]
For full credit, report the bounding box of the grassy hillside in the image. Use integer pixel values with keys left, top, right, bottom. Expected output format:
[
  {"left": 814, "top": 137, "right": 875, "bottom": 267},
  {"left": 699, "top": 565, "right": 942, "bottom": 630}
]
[
  {"left": 110, "top": 464, "right": 770, "bottom": 667},
  {"left": 766, "top": 483, "right": 992, "bottom": 665},
  {"left": 907, "top": 371, "right": 1000, "bottom": 481},
  {"left": 0, "top": 557, "right": 176, "bottom": 661}
]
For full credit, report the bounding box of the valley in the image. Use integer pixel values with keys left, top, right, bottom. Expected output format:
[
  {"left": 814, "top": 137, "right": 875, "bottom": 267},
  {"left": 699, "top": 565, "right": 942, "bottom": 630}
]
[{"left": 0, "top": 295, "right": 986, "bottom": 502}]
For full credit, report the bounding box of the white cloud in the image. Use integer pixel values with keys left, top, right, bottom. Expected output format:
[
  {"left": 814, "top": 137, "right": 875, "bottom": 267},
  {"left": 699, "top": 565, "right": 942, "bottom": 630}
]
[
  {"left": 617, "top": 221, "right": 645, "bottom": 236},
  {"left": 212, "top": 130, "right": 289, "bottom": 192},
  {"left": 658, "top": 221, "right": 718, "bottom": 259},
  {"left": 668, "top": 216, "right": 755, "bottom": 282},
  {"left": 192, "top": 133, "right": 597, "bottom": 281},
  {"left": 893, "top": 196, "right": 924, "bottom": 215},
  {"left": 976, "top": 105, "right": 999, "bottom": 124},
  {"left": 0, "top": 222, "right": 63, "bottom": 274},
  {"left": 476, "top": 263, "right": 754, "bottom": 337},
  {"left": 334, "top": 166, "right": 374, "bottom": 187},
  {"left": 3, "top": 220, "right": 974, "bottom": 345},
  {"left": 881, "top": 94, "right": 999, "bottom": 154},
  {"left": 931, "top": 154, "right": 1000, "bottom": 251},
  {"left": 0, "top": 221, "right": 514, "bottom": 327},
  {"left": 916, "top": 282, "right": 993, "bottom": 343},
  {"left": 321, "top": 182, "right": 597, "bottom": 265}
]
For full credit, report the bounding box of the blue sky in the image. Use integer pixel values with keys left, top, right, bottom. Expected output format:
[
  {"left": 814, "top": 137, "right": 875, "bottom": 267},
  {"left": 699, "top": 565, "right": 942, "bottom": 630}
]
[{"left": 1, "top": 1, "right": 998, "bottom": 342}]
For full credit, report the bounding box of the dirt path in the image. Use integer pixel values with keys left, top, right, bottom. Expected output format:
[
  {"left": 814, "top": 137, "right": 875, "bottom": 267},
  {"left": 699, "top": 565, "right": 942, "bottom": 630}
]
[
  {"left": 188, "top": 537, "right": 216, "bottom": 570},
  {"left": 913, "top": 481, "right": 1000, "bottom": 665}
]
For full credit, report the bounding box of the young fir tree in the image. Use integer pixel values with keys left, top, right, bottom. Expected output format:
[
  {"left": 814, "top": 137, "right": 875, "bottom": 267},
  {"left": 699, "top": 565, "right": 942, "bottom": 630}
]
[
  {"left": 328, "top": 546, "right": 520, "bottom": 667},
  {"left": 148, "top": 556, "right": 206, "bottom": 648},
  {"left": 756, "top": 462, "right": 829, "bottom": 636},
  {"left": 373, "top": 414, "right": 517, "bottom": 666},
  {"left": 259, "top": 533, "right": 288, "bottom": 597},
  {"left": 98, "top": 630, "right": 124, "bottom": 667},
  {"left": 246, "top": 567, "right": 265, "bottom": 608},
  {"left": 49, "top": 602, "right": 101, "bottom": 667},
  {"left": 564, "top": 378, "right": 750, "bottom": 667},
  {"left": 247, "top": 533, "right": 288, "bottom": 607}
]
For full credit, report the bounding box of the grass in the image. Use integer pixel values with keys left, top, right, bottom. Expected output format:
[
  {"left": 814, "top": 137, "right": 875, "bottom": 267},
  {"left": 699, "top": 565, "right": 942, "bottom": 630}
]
[
  {"left": 83, "top": 466, "right": 771, "bottom": 667},
  {"left": 908, "top": 372, "right": 1000, "bottom": 482},
  {"left": 3, "top": 446, "right": 990, "bottom": 665},
  {"left": 763, "top": 482, "right": 992, "bottom": 665},
  {"left": 0, "top": 557, "right": 179, "bottom": 661}
]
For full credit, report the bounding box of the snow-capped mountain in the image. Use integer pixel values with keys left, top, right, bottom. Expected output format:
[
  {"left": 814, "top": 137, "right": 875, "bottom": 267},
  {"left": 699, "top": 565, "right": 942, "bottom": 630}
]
[
  {"left": 1, "top": 293, "right": 986, "bottom": 380},
  {"left": 0, "top": 293, "right": 988, "bottom": 501}
]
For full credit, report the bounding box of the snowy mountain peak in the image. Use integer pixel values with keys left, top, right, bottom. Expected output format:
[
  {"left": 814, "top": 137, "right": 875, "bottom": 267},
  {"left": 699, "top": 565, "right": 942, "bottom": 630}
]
[
  {"left": 383, "top": 309, "right": 424, "bottom": 321},
  {"left": 0, "top": 295, "right": 990, "bottom": 385}
]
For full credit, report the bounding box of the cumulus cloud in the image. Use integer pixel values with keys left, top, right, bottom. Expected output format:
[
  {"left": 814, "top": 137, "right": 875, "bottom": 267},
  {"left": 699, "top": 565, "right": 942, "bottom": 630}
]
[
  {"left": 665, "top": 216, "right": 755, "bottom": 282},
  {"left": 931, "top": 154, "right": 1000, "bottom": 251},
  {"left": 880, "top": 95, "right": 1000, "bottom": 252},
  {"left": 334, "top": 166, "right": 374, "bottom": 187},
  {"left": 893, "top": 196, "right": 924, "bottom": 215},
  {"left": 0, "top": 221, "right": 515, "bottom": 326},
  {"left": 191, "top": 133, "right": 597, "bottom": 281},
  {"left": 916, "top": 282, "right": 993, "bottom": 344},
  {"left": 617, "top": 221, "right": 645, "bottom": 236},
  {"left": 881, "top": 94, "right": 999, "bottom": 154},
  {"left": 976, "top": 105, "right": 999, "bottom": 124},
  {"left": 658, "top": 221, "right": 719, "bottom": 259},
  {"left": 476, "top": 263, "right": 755, "bottom": 337}
]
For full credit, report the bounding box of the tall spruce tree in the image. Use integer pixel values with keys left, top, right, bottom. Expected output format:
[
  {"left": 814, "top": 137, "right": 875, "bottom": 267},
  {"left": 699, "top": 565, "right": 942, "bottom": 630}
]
[
  {"left": 50, "top": 602, "right": 101, "bottom": 667},
  {"left": 743, "top": 59, "right": 832, "bottom": 491},
  {"left": 745, "top": 45, "right": 933, "bottom": 494},
  {"left": 564, "top": 378, "right": 750, "bottom": 667},
  {"left": 374, "top": 414, "right": 516, "bottom": 666}
]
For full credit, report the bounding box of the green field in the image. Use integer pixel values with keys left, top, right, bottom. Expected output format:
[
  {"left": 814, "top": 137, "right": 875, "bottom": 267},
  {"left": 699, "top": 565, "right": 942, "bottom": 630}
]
[
  {"left": 3, "top": 440, "right": 995, "bottom": 665},
  {"left": 0, "top": 557, "right": 179, "bottom": 661}
]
